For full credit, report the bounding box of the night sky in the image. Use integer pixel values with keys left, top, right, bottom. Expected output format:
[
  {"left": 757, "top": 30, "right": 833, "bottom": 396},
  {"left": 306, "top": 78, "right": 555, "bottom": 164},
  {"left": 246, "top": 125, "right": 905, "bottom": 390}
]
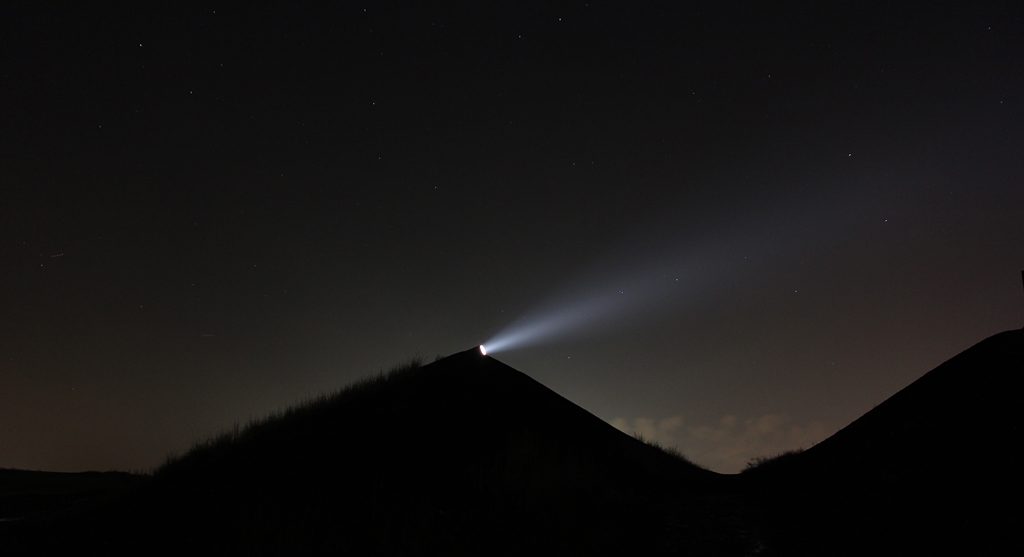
[{"left": 2, "top": 2, "right": 1022, "bottom": 474}]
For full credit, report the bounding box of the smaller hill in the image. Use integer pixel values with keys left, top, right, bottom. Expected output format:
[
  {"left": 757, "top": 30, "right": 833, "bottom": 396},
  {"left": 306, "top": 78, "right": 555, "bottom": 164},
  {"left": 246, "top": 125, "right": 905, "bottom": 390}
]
[
  {"left": 744, "top": 329, "right": 1024, "bottom": 555},
  {"left": 0, "top": 469, "right": 144, "bottom": 522}
]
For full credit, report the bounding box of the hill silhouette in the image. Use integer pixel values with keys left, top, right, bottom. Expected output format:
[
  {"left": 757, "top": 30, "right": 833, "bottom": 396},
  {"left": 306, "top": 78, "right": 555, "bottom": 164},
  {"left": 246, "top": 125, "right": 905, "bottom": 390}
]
[
  {"left": 743, "top": 328, "right": 1023, "bottom": 555},
  {"left": 3, "top": 331, "right": 1021, "bottom": 555},
  {"left": 0, "top": 348, "right": 754, "bottom": 556}
]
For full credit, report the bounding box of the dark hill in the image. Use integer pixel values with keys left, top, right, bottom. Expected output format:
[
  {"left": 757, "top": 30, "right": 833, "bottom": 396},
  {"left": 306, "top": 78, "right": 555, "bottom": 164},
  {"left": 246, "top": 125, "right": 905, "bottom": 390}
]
[
  {"left": 1, "top": 349, "right": 754, "bottom": 556},
  {"left": 744, "top": 329, "right": 1024, "bottom": 555}
]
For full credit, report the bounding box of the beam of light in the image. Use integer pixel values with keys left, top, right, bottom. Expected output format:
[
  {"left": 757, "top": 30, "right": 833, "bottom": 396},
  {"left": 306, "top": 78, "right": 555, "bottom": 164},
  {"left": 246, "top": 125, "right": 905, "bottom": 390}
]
[
  {"left": 481, "top": 182, "right": 889, "bottom": 356},
  {"left": 482, "top": 253, "right": 725, "bottom": 355},
  {"left": 479, "top": 345, "right": 487, "bottom": 355}
]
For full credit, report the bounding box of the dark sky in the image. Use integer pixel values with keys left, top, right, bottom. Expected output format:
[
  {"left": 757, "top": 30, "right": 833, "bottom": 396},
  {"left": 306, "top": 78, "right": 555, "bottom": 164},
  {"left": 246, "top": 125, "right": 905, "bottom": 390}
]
[{"left": 2, "top": 2, "right": 1022, "bottom": 473}]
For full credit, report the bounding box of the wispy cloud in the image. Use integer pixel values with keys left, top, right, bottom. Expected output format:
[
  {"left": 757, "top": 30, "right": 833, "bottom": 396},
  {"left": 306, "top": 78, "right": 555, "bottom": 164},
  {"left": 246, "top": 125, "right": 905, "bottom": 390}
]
[{"left": 611, "top": 413, "right": 829, "bottom": 473}]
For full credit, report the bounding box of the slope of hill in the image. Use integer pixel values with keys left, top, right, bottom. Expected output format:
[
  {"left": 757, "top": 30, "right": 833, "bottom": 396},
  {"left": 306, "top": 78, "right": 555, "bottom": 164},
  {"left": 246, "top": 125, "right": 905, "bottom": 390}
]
[
  {"left": 744, "top": 328, "right": 1024, "bottom": 555},
  {"left": 1, "top": 348, "right": 755, "bottom": 556}
]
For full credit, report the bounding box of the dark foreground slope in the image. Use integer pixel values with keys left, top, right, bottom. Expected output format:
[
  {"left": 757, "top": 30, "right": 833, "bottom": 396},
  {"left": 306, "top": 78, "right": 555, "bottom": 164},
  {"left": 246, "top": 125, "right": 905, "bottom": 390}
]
[
  {"left": 0, "top": 469, "right": 144, "bottom": 522},
  {"left": 744, "top": 329, "right": 1024, "bottom": 555},
  {"left": 1, "top": 349, "right": 752, "bottom": 556}
]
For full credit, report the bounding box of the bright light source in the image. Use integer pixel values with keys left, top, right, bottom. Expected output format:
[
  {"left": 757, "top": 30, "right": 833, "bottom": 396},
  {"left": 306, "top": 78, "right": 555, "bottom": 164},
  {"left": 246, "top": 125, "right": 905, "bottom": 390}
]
[{"left": 479, "top": 345, "right": 487, "bottom": 356}]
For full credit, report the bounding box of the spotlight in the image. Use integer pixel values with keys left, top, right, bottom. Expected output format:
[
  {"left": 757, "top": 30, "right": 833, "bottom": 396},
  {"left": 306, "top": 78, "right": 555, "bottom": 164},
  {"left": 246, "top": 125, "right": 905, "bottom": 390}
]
[{"left": 479, "top": 345, "right": 487, "bottom": 356}]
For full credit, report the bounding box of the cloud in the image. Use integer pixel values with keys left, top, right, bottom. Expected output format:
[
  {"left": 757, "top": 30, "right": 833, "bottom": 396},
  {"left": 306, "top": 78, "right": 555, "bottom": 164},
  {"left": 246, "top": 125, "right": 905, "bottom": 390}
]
[{"left": 611, "top": 413, "right": 829, "bottom": 474}]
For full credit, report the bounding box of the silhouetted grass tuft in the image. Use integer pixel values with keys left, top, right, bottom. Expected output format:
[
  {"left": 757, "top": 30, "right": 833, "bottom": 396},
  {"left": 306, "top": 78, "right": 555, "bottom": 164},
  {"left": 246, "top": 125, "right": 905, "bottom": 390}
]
[
  {"left": 631, "top": 433, "right": 709, "bottom": 471},
  {"left": 741, "top": 449, "right": 804, "bottom": 473}
]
